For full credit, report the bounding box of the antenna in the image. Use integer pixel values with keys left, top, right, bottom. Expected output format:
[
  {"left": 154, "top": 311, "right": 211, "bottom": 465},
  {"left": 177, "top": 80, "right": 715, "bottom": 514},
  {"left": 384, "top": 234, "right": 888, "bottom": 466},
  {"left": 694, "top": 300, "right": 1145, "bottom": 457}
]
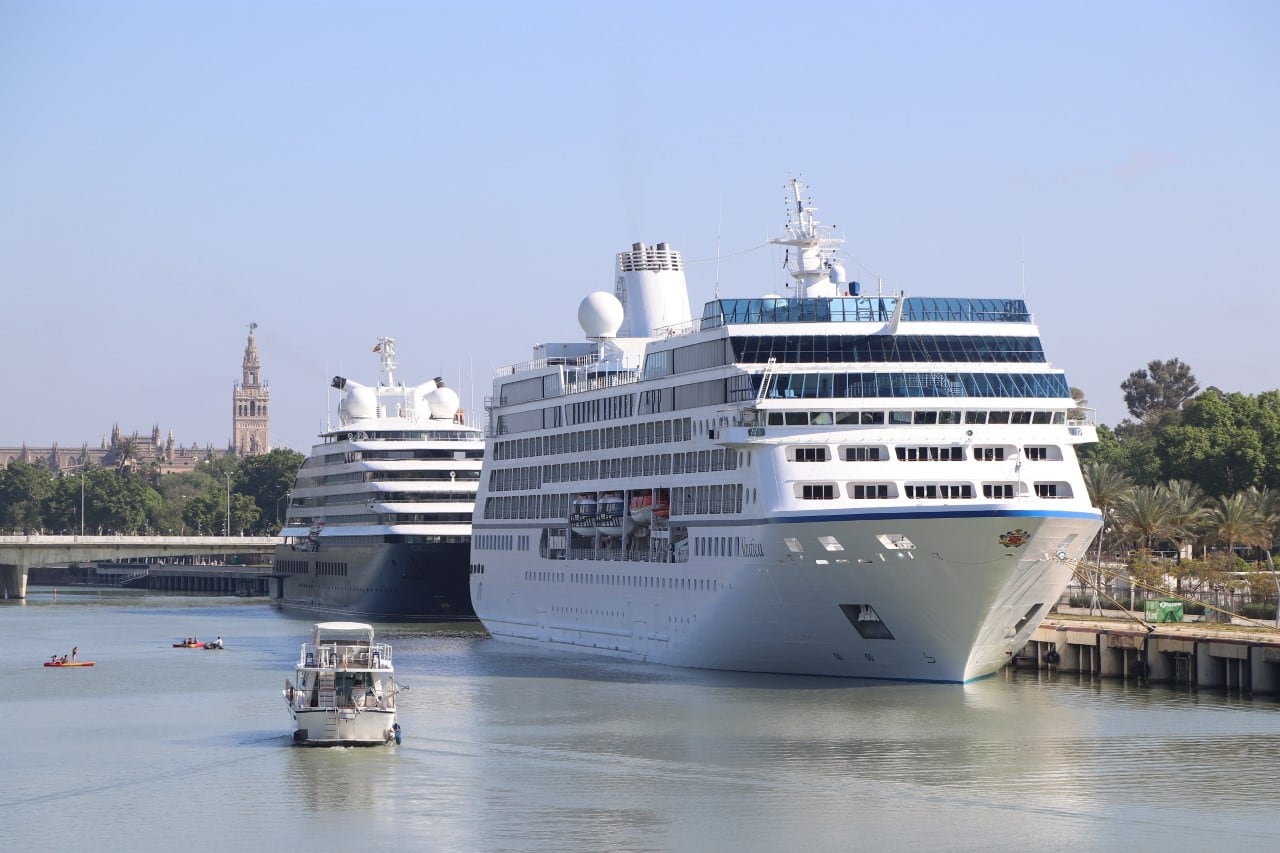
[
  {"left": 714, "top": 195, "right": 723, "bottom": 299},
  {"left": 1020, "top": 235, "right": 1027, "bottom": 300}
]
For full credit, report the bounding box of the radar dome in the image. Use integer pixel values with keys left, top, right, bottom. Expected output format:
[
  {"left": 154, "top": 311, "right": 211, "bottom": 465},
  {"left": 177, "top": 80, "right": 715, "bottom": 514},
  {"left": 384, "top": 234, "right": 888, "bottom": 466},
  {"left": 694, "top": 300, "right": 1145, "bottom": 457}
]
[
  {"left": 426, "top": 383, "right": 461, "bottom": 419},
  {"left": 578, "top": 291, "right": 624, "bottom": 339},
  {"left": 340, "top": 385, "right": 377, "bottom": 422}
]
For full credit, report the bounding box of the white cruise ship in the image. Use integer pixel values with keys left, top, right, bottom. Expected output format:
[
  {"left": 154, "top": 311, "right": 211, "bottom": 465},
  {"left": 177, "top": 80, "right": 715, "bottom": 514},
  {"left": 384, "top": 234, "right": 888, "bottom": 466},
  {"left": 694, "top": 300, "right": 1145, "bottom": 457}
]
[
  {"left": 469, "top": 181, "right": 1102, "bottom": 682},
  {"left": 276, "top": 338, "right": 484, "bottom": 620}
]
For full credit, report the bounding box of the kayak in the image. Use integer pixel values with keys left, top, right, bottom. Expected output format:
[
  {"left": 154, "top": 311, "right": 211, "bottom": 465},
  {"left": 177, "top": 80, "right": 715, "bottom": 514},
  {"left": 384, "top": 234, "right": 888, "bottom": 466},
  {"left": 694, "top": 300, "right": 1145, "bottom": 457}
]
[
  {"left": 173, "top": 642, "right": 205, "bottom": 648},
  {"left": 44, "top": 661, "right": 95, "bottom": 667}
]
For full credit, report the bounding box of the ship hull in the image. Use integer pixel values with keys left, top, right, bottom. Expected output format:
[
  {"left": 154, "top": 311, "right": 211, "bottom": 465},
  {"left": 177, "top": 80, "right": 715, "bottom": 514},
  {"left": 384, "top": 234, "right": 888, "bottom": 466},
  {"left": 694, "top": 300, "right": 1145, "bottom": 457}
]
[
  {"left": 471, "top": 509, "right": 1099, "bottom": 682},
  {"left": 277, "top": 539, "right": 475, "bottom": 621}
]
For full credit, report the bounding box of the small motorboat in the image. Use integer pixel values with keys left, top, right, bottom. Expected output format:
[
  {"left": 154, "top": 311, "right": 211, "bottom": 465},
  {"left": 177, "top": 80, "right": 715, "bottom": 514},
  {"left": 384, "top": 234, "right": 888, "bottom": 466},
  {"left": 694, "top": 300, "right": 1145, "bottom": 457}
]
[
  {"left": 284, "top": 622, "right": 400, "bottom": 747},
  {"left": 204, "top": 637, "right": 225, "bottom": 650},
  {"left": 44, "top": 660, "right": 95, "bottom": 667}
]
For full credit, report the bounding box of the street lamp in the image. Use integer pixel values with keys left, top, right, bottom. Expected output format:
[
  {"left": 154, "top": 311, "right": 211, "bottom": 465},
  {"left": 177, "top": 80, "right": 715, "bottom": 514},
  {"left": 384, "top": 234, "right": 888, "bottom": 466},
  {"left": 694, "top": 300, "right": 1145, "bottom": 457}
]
[
  {"left": 80, "top": 470, "right": 86, "bottom": 537},
  {"left": 276, "top": 491, "right": 291, "bottom": 526},
  {"left": 224, "top": 472, "right": 232, "bottom": 537}
]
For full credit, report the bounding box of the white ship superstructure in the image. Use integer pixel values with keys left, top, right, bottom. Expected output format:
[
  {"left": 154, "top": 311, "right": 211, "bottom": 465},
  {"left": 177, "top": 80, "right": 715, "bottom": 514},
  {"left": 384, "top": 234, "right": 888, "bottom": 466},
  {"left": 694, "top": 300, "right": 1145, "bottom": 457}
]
[
  {"left": 277, "top": 338, "right": 485, "bottom": 620},
  {"left": 470, "top": 181, "right": 1102, "bottom": 682}
]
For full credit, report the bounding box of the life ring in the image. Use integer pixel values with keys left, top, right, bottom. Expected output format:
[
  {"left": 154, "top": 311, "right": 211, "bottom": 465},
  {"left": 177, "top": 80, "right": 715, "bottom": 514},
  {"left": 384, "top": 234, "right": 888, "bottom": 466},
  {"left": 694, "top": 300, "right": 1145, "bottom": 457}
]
[{"left": 1044, "top": 648, "right": 1061, "bottom": 665}]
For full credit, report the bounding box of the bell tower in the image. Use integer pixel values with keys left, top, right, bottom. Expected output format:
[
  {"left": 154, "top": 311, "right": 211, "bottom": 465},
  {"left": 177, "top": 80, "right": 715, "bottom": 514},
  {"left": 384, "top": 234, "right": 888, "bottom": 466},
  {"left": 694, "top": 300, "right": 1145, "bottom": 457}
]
[{"left": 232, "top": 323, "right": 270, "bottom": 455}]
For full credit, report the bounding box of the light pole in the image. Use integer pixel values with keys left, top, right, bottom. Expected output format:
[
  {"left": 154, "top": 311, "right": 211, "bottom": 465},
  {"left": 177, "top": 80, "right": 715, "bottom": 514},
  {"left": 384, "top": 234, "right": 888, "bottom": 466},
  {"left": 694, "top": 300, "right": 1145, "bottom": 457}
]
[
  {"left": 180, "top": 495, "right": 187, "bottom": 536},
  {"left": 224, "top": 472, "right": 232, "bottom": 537},
  {"left": 276, "top": 491, "right": 291, "bottom": 526},
  {"left": 79, "top": 470, "right": 85, "bottom": 536}
]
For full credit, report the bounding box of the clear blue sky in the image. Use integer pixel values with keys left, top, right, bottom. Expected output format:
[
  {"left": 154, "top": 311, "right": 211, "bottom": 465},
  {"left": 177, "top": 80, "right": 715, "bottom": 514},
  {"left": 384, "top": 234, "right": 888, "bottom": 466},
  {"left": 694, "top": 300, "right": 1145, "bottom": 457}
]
[{"left": 2, "top": 1, "right": 1276, "bottom": 452}]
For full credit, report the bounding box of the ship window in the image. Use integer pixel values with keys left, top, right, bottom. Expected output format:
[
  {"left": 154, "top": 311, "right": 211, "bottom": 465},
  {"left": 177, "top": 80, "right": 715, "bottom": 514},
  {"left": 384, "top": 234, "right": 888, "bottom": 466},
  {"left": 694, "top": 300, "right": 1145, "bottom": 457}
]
[
  {"left": 800, "top": 484, "right": 835, "bottom": 500},
  {"left": 839, "top": 604, "right": 895, "bottom": 640},
  {"left": 889, "top": 411, "right": 912, "bottom": 425},
  {"left": 988, "top": 411, "right": 1011, "bottom": 424},
  {"left": 819, "top": 536, "right": 844, "bottom": 552},
  {"left": 966, "top": 411, "right": 988, "bottom": 424},
  {"left": 975, "top": 446, "right": 1005, "bottom": 461},
  {"left": 784, "top": 537, "right": 803, "bottom": 554},
  {"left": 861, "top": 412, "right": 885, "bottom": 425},
  {"left": 850, "top": 484, "right": 891, "bottom": 499},
  {"left": 983, "top": 483, "right": 1016, "bottom": 499},
  {"left": 794, "top": 446, "right": 828, "bottom": 462}
]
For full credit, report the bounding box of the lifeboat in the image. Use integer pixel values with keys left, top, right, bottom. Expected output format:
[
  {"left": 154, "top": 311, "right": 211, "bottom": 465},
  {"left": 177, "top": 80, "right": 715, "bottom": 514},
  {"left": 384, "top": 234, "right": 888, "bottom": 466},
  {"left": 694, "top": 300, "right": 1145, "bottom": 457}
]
[
  {"left": 630, "top": 491, "right": 670, "bottom": 525},
  {"left": 596, "top": 494, "right": 627, "bottom": 539},
  {"left": 629, "top": 494, "right": 653, "bottom": 525},
  {"left": 569, "top": 494, "right": 598, "bottom": 537}
]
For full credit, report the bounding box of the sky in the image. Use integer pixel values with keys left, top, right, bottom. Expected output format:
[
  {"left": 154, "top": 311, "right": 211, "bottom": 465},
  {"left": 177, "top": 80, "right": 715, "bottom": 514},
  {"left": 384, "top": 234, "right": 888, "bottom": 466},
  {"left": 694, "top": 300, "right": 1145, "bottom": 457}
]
[{"left": 2, "top": 0, "right": 1277, "bottom": 453}]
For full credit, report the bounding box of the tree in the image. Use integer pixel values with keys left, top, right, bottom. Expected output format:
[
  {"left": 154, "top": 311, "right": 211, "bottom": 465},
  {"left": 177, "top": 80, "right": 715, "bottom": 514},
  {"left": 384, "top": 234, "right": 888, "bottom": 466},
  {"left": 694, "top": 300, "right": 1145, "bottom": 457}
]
[
  {"left": 1120, "top": 358, "right": 1199, "bottom": 423},
  {"left": 1069, "top": 386, "right": 1089, "bottom": 423},
  {"left": 1160, "top": 391, "right": 1267, "bottom": 495},
  {"left": 1161, "top": 480, "right": 1209, "bottom": 560},
  {"left": 0, "top": 461, "right": 56, "bottom": 533},
  {"left": 1114, "top": 485, "right": 1174, "bottom": 552},
  {"left": 236, "top": 448, "right": 305, "bottom": 533},
  {"left": 113, "top": 435, "right": 140, "bottom": 473},
  {"left": 1206, "top": 492, "right": 1265, "bottom": 555}
]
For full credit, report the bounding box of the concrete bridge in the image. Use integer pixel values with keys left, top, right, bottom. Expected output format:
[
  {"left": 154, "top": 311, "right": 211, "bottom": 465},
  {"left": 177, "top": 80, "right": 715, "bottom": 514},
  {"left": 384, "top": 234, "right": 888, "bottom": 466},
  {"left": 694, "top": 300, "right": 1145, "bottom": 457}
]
[{"left": 0, "top": 535, "right": 281, "bottom": 599}]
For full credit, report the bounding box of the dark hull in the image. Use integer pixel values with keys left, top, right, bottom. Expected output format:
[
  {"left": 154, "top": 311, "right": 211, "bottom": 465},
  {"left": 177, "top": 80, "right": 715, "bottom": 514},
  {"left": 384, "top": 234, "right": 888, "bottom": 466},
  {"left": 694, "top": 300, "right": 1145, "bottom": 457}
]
[{"left": 275, "top": 539, "right": 474, "bottom": 621}]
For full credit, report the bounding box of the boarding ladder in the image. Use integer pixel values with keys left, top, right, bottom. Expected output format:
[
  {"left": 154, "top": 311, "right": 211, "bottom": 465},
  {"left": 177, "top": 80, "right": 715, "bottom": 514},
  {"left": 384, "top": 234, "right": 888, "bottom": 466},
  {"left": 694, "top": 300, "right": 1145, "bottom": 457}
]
[{"left": 755, "top": 358, "right": 778, "bottom": 405}]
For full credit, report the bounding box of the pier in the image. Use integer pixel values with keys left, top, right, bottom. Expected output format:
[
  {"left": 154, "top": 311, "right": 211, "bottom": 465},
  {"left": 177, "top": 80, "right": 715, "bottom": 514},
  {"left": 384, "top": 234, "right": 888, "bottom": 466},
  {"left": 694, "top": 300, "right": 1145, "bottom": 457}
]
[{"left": 1017, "top": 615, "right": 1280, "bottom": 696}]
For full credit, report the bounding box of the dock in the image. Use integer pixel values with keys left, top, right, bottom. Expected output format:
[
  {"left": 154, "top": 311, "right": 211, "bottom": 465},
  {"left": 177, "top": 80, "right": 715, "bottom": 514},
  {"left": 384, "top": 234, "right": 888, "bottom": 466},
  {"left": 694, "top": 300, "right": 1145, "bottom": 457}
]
[{"left": 1017, "top": 613, "right": 1280, "bottom": 695}]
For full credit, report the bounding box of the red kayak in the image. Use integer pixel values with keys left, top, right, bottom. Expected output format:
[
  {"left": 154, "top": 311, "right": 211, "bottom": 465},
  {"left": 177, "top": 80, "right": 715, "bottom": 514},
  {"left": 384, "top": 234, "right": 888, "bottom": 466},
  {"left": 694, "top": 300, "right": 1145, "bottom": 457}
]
[{"left": 44, "top": 661, "right": 95, "bottom": 667}]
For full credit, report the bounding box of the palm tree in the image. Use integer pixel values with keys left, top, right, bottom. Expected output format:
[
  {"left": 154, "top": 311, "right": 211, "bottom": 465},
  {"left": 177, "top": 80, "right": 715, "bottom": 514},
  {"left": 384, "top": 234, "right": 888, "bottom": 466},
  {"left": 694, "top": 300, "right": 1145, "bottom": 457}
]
[
  {"left": 1115, "top": 485, "right": 1175, "bottom": 552},
  {"left": 1243, "top": 486, "right": 1280, "bottom": 550},
  {"left": 1162, "top": 480, "right": 1209, "bottom": 561},
  {"left": 1081, "top": 460, "right": 1132, "bottom": 561},
  {"left": 113, "top": 435, "right": 139, "bottom": 473},
  {"left": 1081, "top": 460, "right": 1135, "bottom": 612},
  {"left": 1206, "top": 492, "right": 1265, "bottom": 556}
]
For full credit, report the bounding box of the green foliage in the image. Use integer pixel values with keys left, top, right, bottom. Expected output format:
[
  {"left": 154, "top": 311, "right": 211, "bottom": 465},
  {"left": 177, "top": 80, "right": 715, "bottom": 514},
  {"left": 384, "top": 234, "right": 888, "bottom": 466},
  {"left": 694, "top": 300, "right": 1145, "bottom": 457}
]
[
  {"left": 1120, "top": 357, "right": 1199, "bottom": 422},
  {"left": 0, "top": 461, "right": 56, "bottom": 532}
]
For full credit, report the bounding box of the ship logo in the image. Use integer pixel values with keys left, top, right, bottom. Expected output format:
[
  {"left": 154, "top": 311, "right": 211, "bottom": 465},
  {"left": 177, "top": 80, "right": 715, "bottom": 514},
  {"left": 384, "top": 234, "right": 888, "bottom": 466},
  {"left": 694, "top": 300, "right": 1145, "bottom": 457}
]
[{"left": 999, "top": 528, "right": 1030, "bottom": 548}]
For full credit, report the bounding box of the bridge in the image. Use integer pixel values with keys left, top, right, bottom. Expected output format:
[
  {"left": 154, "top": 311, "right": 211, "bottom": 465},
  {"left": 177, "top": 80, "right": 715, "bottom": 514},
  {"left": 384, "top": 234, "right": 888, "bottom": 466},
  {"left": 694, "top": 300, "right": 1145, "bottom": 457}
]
[{"left": 0, "top": 535, "right": 281, "bottom": 599}]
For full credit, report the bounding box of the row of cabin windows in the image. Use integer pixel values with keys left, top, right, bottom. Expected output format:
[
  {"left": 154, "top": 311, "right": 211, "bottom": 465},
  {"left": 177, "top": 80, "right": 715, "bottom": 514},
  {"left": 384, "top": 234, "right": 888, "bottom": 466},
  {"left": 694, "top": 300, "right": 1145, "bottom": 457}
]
[
  {"left": 489, "top": 448, "right": 740, "bottom": 492},
  {"left": 795, "top": 482, "right": 1074, "bottom": 500},
  {"left": 790, "top": 445, "right": 1058, "bottom": 463},
  {"left": 494, "top": 417, "right": 694, "bottom": 461},
  {"left": 765, "top": 409, "right": 1068, "bottom": 426},
  {"left": 483, "top": 484, "right": 747, "bottom": 520}
]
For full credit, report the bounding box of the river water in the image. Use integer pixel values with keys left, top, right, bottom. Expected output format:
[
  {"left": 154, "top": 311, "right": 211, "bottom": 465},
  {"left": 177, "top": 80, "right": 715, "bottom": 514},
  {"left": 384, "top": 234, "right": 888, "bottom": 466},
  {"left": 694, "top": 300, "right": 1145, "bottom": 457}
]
[{"left": 3, "top": 587, "right": 1279, "bottom": 852}]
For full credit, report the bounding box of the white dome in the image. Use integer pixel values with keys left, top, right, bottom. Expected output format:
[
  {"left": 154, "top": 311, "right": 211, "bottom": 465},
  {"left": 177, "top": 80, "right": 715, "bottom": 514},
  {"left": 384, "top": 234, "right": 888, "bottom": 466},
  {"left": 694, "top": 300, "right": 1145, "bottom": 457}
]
[
  {"left": 340, "top": 385, "right": 377, "bottom": 422},
  {"left": 426, "top": 385, "right": 461, "bottom": 419},
  {"left": 578, "top": 291, "right": 624, "bottom": 339}
]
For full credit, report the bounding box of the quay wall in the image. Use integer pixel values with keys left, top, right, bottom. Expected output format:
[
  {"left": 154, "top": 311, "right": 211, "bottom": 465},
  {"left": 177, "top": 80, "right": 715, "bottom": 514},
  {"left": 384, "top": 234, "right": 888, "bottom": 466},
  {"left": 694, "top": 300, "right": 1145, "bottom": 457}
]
[{"left": 1017, "top": 616, "right": 1280, "bottom": 696}]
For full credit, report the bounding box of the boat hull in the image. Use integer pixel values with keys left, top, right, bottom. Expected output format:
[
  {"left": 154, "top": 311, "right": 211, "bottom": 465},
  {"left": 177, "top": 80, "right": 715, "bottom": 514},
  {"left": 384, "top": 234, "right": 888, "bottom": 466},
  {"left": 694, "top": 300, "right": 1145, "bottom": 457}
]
[
  {"left": 44, "top": 661, "right": 95, "bottom": 667},
  {"left": 471, "top": 510, "right": 1100, "bottom": 682},
  {"left": 276, "top": 539, "right": 474, "bottom": 621},
  {"left": 289, "top": 708, "right": 397, "bottom": 747}
]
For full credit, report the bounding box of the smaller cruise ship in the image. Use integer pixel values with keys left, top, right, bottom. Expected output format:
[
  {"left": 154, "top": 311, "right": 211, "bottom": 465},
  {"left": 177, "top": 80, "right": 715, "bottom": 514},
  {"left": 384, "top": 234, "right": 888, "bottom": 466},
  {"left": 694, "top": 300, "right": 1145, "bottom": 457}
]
[
  {"left": 275, "top": 337, "right": 484, "bottom": 620},
  {"left": 284, "top": 621, "right": 400, "bottom": 746}
]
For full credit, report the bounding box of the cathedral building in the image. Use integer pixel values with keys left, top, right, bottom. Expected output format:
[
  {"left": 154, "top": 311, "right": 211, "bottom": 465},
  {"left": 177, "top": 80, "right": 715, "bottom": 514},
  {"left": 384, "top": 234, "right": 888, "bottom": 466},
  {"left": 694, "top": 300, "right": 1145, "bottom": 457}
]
[{"left": 2, "top": 327, "right": 270, "bottom": 474}]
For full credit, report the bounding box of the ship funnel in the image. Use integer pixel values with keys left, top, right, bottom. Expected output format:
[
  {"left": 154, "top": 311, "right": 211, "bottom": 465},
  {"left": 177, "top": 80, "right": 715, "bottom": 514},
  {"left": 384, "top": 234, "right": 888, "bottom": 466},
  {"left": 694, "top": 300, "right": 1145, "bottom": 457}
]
[{"left": 614, "top": 241, "right": 693, "bottom": 337}]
